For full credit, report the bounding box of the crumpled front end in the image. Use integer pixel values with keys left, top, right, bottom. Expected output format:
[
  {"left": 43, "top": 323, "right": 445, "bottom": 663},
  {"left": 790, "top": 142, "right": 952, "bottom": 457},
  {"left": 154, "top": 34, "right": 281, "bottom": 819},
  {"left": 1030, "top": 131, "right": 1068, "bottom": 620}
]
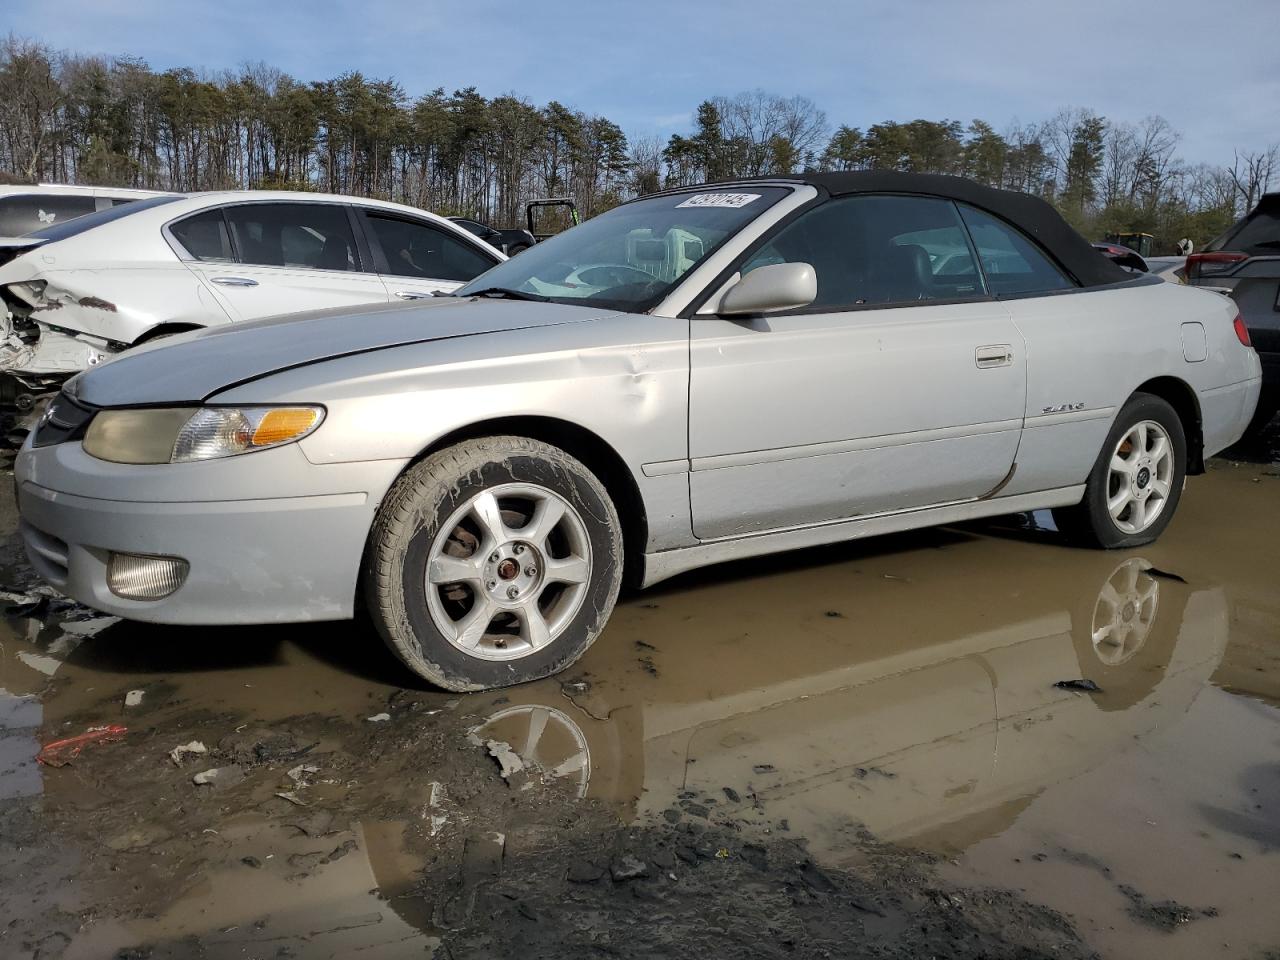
[{"left": 0, "top": 276, "right": 122, "bottom": 431}]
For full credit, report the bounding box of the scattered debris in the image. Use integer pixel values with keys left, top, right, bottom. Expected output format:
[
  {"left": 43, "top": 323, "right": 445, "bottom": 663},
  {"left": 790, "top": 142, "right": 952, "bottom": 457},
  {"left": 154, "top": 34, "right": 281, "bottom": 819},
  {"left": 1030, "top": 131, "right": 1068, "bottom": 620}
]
[
  {"left": 609, "top": 855, "right": 649, "bottom": 882},
  {"left": 241, "top": 856, "right": 262, "bottom": 869},
  {"left": 37, "top": 724, "right": 128, "bottom": 767},
  {"left": 752, "top": 764, "right": 776, "bottom": 774},
  {"left": 1117, "top": 884, "right": 1210, "bottom": 931},
  {"left": 192, "top": 767, "right": 229, "bottom": 786},
  {"left": 16, "top": 650, "right": 61, "bottom": 677},
  {"left": 60, "top": 616, "right": 118, "bottom": 637},
  {"left": 1053, "top": 679, "right": 1103, "bottom": 693},
  {"left": 560, "top": 677, "right": 591, "bottom": 696},
  {"left": 486, "top": 739, "right": 525, "bottom": 782},
  {"left": 124, "top": 689, "right": 145, "bottom": 708},
  {"left": 722, "top": 786, "right": 741, "bottom": 803},
  {"left": 1145, "top": 568, "right": 1187, "bottom": 583},
  {"left": 218, "top": 729, "right": 316, "bottom": 766},
  {"left": 367, "top": 712, "right": 391, "bottom": 723},
  {"left": 274, "top": 791, "right": 309, "bottom": 807},
  {"left": 1, "top": 589, "right": 48, "bottom": 618},
  {"left": 169, "top": 741, "right": 208, "bottom": 766},
  {"left": 286, "top": 763, "right": 319, "bottom": 784}
]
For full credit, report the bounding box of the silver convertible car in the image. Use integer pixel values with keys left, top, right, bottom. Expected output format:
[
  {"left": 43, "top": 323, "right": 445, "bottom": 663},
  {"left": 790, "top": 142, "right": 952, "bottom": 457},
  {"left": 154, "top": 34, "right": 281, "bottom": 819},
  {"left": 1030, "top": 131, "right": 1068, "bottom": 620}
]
[{"left": 14, "top": 173, "right": 1262, "bottom": 690}]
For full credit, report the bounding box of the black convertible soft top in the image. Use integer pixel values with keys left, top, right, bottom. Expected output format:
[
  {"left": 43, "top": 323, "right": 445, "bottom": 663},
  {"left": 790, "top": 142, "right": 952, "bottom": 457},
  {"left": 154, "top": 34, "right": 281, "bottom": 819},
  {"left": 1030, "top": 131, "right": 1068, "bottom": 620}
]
[{"left": 690, "top": 171, "right": 1131, "bottom": 288}]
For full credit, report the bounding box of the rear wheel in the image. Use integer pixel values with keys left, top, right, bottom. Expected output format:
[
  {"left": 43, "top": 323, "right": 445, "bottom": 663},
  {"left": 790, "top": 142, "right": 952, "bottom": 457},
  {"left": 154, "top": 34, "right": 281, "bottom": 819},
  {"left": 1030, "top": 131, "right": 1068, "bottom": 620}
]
[
  {"left": 364, "top": 436, "right": 623, "bottom": 691},
  {"left": 1053, "top": 393, "right": 1186, "bottom": 548}
]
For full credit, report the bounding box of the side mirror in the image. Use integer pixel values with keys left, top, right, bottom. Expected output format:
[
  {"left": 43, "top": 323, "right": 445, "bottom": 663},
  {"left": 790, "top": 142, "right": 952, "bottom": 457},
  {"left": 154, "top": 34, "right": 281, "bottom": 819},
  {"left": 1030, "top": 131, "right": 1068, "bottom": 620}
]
[{"left": 716, "top": 262, "right": 817, "bottom": 316}]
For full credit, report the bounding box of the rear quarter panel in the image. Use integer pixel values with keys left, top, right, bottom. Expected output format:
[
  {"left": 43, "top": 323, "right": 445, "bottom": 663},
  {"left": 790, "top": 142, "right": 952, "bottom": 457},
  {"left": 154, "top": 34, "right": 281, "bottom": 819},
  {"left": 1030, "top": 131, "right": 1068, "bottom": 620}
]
[{"left": 1005, "top": 279, "right": 1258, "bottom": 497}]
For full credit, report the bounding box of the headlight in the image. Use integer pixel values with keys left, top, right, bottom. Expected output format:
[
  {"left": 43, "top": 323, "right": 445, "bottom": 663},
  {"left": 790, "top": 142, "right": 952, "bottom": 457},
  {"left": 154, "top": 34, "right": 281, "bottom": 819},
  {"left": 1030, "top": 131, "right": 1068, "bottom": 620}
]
[{"left": 83, "top": 406, "right": 324, "bottom": 464}]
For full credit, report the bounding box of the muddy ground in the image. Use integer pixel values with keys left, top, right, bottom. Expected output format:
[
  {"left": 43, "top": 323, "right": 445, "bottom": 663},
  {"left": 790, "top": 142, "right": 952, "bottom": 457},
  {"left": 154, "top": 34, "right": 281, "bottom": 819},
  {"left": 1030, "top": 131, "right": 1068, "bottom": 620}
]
[{"left": 1, "top": 420, "right": 1277, "bottom": 959}]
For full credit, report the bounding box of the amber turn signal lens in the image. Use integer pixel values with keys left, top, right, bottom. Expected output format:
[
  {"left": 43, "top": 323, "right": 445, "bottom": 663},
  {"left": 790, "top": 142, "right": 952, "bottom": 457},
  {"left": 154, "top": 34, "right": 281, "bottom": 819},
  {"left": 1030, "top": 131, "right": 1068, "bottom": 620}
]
[{"left": 252, "top": 408, "right": 320, "bottom": 446}]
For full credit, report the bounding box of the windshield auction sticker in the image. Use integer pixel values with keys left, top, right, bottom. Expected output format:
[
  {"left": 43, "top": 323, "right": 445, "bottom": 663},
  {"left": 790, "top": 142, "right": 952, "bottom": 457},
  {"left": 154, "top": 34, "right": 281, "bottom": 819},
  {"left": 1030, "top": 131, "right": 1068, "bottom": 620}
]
[{"left": 675, "top": 193, "right": 761, "bottom": 209}]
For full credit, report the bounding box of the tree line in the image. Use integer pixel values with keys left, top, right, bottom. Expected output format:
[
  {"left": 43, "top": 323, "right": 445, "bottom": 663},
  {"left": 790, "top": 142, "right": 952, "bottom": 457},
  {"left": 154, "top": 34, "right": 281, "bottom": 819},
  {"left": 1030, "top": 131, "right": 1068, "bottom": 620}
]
[{"left": 2, "top": 36, "right": 1275, "bottom": 251}]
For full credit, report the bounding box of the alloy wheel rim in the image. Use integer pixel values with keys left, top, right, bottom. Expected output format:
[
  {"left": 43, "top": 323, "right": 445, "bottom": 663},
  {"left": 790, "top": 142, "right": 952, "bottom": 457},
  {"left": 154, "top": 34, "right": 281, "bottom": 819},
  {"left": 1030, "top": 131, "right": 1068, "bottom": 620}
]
[
  {"left": 425, "top": 482, "right": 592, "bottom": 662},
  {"left": 1106, "top": 420, "right": 1174, "bottom": 534},
  {"left": 1090, "top": 557, "right": 1159, "bottom": 665}
]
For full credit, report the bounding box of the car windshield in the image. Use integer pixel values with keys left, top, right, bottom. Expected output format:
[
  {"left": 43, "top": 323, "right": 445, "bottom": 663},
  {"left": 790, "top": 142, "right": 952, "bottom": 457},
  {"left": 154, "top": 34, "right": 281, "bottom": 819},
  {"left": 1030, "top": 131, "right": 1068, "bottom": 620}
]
[
  {"left": 23, "top": 195, "right": 182, "bottom": 241},
  {"left": 455, "top": 187, "right": 791, "bottom": 312}
]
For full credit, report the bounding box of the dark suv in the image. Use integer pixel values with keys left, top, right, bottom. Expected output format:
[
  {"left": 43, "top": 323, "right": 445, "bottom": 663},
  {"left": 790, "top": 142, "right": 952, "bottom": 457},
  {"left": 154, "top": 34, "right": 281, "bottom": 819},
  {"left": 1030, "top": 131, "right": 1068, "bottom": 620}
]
[{"left": 1187, "top": 193, "right": 1280, "bottom": 434}]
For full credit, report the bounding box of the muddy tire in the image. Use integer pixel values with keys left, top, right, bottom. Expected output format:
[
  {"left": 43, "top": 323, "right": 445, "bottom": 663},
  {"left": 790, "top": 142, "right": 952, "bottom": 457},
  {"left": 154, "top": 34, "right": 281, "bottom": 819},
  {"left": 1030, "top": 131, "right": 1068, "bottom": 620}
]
[
  {"left": 1053, "top": 392, "right": 1187, "bottom": 549},
  {"left": 364, "top": 436, "right": 623, "bottom": 691}
]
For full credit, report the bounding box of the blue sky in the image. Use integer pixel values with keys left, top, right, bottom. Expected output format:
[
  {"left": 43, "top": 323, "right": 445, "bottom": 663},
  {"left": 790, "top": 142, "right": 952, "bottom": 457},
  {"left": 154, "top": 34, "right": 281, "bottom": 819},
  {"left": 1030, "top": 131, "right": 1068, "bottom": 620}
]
[{"left": 4, "top": 0, "right": 1277, "bottom": 165}]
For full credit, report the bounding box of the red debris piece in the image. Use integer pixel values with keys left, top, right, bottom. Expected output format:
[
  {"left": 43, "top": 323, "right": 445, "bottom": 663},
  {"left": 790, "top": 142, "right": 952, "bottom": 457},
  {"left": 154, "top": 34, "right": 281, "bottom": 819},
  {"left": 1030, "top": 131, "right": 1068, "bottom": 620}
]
[{"left": 37, "top": 724, "right": 128, "bottom": 767}]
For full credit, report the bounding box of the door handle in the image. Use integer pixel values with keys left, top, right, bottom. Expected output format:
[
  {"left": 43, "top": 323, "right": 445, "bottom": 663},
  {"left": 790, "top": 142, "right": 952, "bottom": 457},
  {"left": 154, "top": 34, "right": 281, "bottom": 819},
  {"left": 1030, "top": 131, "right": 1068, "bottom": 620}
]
[
  {"left": 975, "top": 344, "right": 1013, "bottom": 368},
  {"left": 394, "top": 290, "right": 433, "bottom": 300},
  {"left": 210, "top": 276, "right": 258, "bottom": 287}
]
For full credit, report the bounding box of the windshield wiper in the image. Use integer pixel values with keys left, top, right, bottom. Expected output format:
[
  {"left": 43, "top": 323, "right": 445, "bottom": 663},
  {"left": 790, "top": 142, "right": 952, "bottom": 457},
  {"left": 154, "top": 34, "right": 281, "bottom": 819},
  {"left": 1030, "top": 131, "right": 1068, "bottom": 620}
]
[
  {"left": 463, "top": 287, "right": 552, "bottom": 303},
  {"left": 1250, "top": 240, "right": 1280, "bottom": 249}
]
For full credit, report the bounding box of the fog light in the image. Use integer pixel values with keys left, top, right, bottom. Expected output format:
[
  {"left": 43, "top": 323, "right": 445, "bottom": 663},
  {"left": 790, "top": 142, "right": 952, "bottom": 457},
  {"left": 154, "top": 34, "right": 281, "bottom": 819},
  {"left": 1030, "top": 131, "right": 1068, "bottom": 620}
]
[{"left": 106, "top": 552, "right": 189, "bottom": 600}]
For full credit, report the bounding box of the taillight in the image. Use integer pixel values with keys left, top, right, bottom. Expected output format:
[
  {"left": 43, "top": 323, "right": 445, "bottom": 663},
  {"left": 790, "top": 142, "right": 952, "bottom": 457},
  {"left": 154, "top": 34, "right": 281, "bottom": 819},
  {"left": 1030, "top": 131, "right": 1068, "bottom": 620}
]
[
  {"left": 1187, "top": 251, "right": 1247, "bottom": 280},
  {"left": 1233, "top": 313, "right": 1252, "bottom": 347}
]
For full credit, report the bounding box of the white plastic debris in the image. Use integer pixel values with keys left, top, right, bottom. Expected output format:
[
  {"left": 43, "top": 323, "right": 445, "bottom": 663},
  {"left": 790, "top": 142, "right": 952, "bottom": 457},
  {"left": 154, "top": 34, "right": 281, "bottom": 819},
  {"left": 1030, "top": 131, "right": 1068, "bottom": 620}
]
[
  {"left": 486, "top": 739, "right": 525, "bottom": 781},
  {"left": 16, "top": 651, "right": 61, "bottom": 677},
  {"left": 170, "top": 741, "right": 208, "bottom": 766},
  {"left": 192, "top": 767, "right": 221, "bottom": 785},
  {"left": 124, "top": 690, "right": 145, "bottom": 707},
  {"left": 61, "top": 616, "right": 119, "bottom": 638},
  {"left": 287, "top": 763, "right": 319, "bottom": 784},
  {"left": 366, "top": 713, "right": 391, "bottom": 722}
]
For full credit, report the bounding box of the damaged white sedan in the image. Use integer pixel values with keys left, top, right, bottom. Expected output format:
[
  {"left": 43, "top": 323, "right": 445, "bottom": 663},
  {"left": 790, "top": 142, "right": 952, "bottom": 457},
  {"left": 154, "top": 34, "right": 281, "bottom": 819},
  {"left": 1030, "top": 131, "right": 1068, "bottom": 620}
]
[{"left": 0, "top": 191, "right": 503, "bottom": 418}]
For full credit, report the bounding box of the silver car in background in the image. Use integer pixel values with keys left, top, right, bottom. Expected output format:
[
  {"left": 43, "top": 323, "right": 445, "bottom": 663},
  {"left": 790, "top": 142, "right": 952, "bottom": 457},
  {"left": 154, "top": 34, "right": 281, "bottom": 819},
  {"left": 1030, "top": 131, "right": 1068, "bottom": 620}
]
[{"left": 14, "top": 172, "right": 1262, "bottom": 690}]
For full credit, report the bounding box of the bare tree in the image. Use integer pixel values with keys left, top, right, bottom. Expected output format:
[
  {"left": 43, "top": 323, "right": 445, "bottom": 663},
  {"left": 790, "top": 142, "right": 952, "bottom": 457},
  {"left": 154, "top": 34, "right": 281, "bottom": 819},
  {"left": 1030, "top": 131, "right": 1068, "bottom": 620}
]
[{"left": 1228, "top": 145, "right": 1279, "bottom": 212}]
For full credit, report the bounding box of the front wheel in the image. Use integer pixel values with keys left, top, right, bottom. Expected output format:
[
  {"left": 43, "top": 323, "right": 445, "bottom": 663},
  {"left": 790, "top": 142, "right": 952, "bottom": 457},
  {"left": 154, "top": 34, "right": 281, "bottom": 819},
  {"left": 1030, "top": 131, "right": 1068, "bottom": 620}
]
[
  {"left": 1053, "top": 393, "right": 1187, "bottom": 548},
  {"left": 364, "top": 436, "right": 623, "bottom": 691}
]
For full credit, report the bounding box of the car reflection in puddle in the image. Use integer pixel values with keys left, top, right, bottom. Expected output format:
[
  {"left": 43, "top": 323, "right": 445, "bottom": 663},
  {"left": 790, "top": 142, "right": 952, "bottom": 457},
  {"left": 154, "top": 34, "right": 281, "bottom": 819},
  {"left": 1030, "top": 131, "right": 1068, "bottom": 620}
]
[
  {"left": 4, "top": 470, "right": 1277, "bottom": 959},
  {"left": 466, "top": 548, "right": 1227, "bottom": 853}
]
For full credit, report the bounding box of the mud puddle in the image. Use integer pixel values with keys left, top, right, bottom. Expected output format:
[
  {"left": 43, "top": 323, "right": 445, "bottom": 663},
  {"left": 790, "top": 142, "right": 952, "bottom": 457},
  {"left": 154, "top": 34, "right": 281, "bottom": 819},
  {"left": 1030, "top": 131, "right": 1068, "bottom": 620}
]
[{"left": 0, "top": 439, "right": 1277, "bottom": 958}]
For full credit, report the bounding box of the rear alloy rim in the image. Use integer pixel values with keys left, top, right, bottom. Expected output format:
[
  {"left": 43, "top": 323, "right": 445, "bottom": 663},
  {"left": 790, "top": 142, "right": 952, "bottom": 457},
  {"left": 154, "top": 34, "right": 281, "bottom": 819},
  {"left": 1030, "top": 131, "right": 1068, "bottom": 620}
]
[
  {"left": 425, "top": 482, "right": 592, "bottom": 662},
  {"left": 1106, "top": 420, "right": 1174, "bottom": 534},
  {"left": 1090, "top": 558, "right": 1159, "bottom": 665}
]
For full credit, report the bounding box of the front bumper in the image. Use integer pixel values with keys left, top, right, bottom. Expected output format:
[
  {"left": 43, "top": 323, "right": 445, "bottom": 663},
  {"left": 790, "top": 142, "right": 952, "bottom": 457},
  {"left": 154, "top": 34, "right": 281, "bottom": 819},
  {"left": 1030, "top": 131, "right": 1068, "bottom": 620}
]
[{"left": 15, "top": 440, "right": 408, "bottom": 624}]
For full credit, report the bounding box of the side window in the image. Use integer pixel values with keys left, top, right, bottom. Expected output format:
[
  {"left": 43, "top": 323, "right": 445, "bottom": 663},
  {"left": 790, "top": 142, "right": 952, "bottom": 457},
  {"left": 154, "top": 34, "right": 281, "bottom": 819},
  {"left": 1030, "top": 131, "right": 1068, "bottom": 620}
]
[
  {"left": 365, "top": 214, "right": 497, "bottom": 282},
  {"left": 957, "top": 205, "right": 1075, "bottom": 295},
  {"left": 0, "top": 194, "right": 96, "bottom": 236},
  {"left": 742, "top": 195, "right": 987, "bottom": 309},
  {"left": 224, "top": 203, "right": 360, "bottom": 271},
  {"left": 170, "top": 209, "right": 234, "bottom": 261}
]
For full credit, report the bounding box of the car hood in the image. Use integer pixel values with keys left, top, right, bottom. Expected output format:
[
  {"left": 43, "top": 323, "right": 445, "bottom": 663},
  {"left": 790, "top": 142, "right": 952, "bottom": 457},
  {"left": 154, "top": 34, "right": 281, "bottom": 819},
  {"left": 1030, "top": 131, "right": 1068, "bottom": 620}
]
[{"left": 71, "top": 297, "right": 610, "bottom": 407}]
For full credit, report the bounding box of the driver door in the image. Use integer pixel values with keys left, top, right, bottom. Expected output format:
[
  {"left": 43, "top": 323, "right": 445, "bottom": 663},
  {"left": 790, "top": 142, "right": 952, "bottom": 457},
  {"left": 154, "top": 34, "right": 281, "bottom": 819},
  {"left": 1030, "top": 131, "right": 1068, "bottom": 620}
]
[{"left": 688, "top": 194, "right": 1027, "bottom": 540}]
